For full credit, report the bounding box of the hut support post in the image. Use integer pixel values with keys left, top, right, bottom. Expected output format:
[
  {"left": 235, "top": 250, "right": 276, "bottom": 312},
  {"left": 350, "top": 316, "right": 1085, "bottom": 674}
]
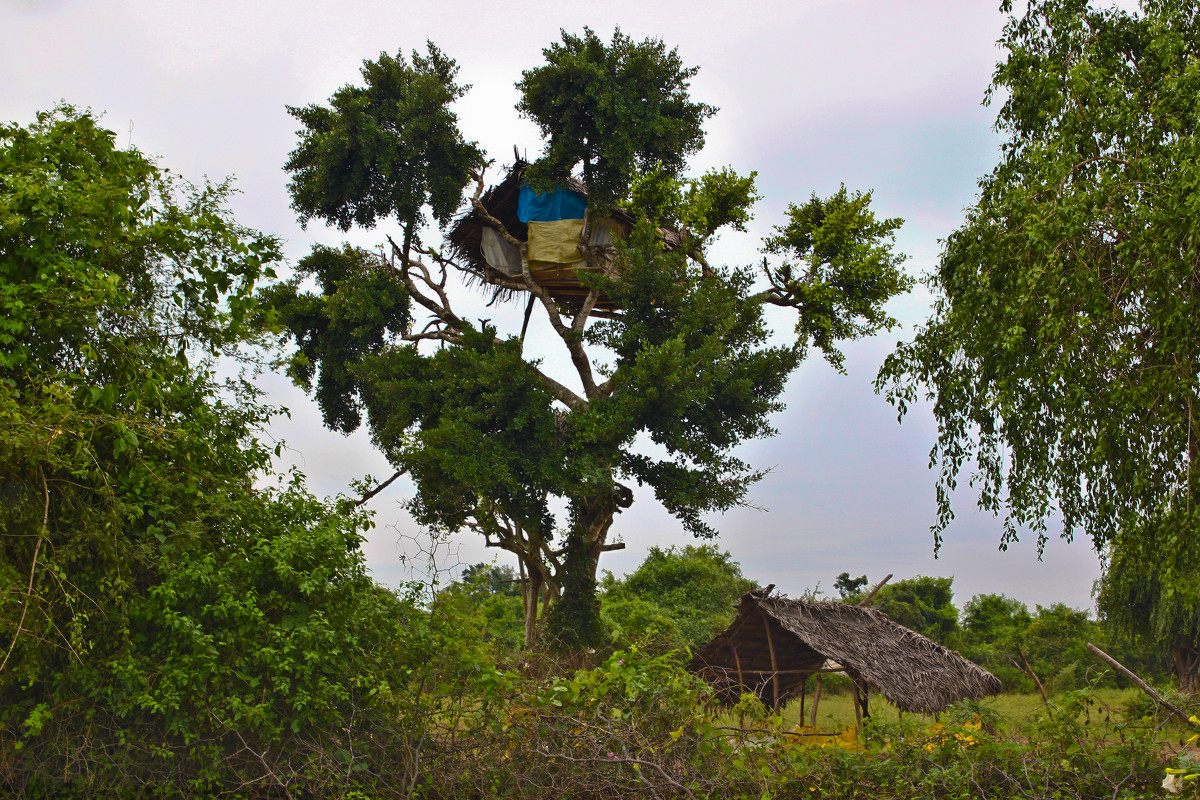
[
  {"left": 733, "top": 645, "right": 745, "bottom": 727},
  {"left": 799, "top": 676, "right": 807, "bottom": 724},
  {"left": 852, "top": 681, "right": 863, "bottom": 732},
  {"left": 761, "top": 610, "right": 781, "bottom": 712},
  {"left": 809, "top": 674, "right": 822, "bottom": 728}
]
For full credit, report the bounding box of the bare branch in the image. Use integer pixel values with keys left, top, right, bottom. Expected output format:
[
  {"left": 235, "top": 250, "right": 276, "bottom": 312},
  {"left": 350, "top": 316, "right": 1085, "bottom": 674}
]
[{"left": 387, "top": 236, "right": 468, "bottom": 335}]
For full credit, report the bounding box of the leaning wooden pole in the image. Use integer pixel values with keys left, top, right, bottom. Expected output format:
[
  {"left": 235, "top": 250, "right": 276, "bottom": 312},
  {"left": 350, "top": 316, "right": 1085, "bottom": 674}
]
[
  {"left": 859, "top": 574, "right": 893, "bottom": 606},
  {"left": 809, "top": 674, "right": 823, "bottom": 728},
  {"left": 1087, "top": 643, "right": 1193, "bottom": 727}
]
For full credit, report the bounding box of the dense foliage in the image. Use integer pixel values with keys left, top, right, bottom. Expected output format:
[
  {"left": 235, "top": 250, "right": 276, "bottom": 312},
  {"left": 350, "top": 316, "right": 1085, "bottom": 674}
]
[
  {"left": 517, "top": 27, "right": 715, "bottom": 210},
  {"left": 0, "top": 107, "right": 444, "bottom": 797},
  {"left": 600, "top": 545, "right": 757, "bottom": 650}
]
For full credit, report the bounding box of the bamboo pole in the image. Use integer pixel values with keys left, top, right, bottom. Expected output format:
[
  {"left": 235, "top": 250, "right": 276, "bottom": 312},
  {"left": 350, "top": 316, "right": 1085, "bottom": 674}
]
[
  {"left": 733, "top": 645, "right": 745, "bottom": 728},
  {"left": 721, "top": 667, "right": 842, "bottom": 676}
]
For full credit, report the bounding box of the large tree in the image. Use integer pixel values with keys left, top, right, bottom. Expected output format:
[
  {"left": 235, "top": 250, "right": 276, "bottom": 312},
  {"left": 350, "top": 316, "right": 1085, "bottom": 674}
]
[
  {"left": 876, "top": 0, "right": 1200, "bottom": 686},
  {"left": 269, "top": 31, "right": 911, "bottom": 649}
]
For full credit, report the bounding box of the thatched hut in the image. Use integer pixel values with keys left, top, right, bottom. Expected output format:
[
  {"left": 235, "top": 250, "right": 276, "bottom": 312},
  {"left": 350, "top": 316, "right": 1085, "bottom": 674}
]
[
  {"left": 689, "top": 589, "right": 1001, "bottom": 724},
  {"left": 447, "top": 161, "right": 681, "bottom": 313}
]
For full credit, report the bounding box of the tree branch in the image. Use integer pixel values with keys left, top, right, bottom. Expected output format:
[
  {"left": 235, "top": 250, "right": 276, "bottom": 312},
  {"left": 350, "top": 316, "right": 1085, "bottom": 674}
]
[
  {"left": 520, "top": 258, "right": 601, "bottom": 399},
  {"left": 353, "top": 470, "right": 405, "bottom": 508},
  {"left": 469, "top": 169, "right": 523, "bottom": 247},
  {"left": 387, "top": 236, "right": 468, "bottom": 335},
  {"left": 0, "top": 466, "right": 50, "bottom": 674},
  {"left": 388, "top": 233, "right": 585, "bottom": 409}
]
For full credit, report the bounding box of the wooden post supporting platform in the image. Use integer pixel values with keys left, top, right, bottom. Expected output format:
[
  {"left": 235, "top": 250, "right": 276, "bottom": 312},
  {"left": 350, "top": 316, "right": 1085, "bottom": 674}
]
[{"left": 810, "top": 674, "right": 823, "bottom": 728}]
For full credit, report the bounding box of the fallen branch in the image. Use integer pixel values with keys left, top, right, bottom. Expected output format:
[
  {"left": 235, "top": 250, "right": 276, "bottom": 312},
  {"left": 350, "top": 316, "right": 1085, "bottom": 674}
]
[{"left": 1086, "top": 642, "right": 1192, "bottom": 726}]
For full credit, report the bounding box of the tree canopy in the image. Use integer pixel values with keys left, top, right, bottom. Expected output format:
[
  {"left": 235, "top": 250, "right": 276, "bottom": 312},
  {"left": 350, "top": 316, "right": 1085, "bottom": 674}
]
[
  {"left": 269, "top": 30, "right": 911, "bottom": 650},
  {"left": 517, "top": 27, "right": 715, "bottom": 210},
  {"left": 878, "top": 0, "right": 1200, "bottom": 555},
  {"left": 876, "top": 0, "right": 1200, "bottom": 686},
  {"left": 872, "top": 575, "right": 959, "bottom": 643}
]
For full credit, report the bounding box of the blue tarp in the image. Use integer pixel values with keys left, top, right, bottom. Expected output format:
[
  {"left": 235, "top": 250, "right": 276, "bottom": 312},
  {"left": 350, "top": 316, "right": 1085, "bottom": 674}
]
[{"left": 518, "top": 184, "right": 588, "bottom": 223}]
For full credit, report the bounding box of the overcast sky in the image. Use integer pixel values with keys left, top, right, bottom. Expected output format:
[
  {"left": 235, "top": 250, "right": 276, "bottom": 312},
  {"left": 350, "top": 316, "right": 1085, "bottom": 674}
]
[{"left": 3, "top": 0, "right": 1112, "bottom": 611}]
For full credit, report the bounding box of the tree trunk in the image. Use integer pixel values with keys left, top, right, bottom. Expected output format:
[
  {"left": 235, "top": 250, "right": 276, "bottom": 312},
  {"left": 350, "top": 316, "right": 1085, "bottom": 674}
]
[
  {"left": 1174, "top": 643, "right": 1200, "bottom": 694},
  {"left": 523, "top": 569, "right": 543, "bottom": 649},
  {"left": 544, "top": 491, "right": 625, "bottom": 653}
]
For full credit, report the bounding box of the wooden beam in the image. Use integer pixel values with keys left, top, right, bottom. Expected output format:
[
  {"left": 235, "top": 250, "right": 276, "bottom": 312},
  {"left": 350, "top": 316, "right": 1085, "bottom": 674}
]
[{"left": 809, "top": 674, "right": 823, "bottom": 728}]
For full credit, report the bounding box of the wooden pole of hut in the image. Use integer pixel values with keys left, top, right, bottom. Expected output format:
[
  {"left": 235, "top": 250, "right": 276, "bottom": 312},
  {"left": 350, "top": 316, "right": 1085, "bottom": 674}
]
[
  {"left": 761, "top": 609, "right": 781, "bottom": 712},
  {"left": 809, "top": 674, "right": 823, "bottom": 728},
  {"left": 851, "top": 673, "right": 863, "bottom": 732},
  {"left": 733, "top": 644, "right": 745, "bottom": 727}
]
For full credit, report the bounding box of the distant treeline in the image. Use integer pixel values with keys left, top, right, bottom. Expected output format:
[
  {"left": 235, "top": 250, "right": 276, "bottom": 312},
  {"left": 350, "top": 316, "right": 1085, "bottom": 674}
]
[{"left": 442, "top": 546, "right": 1168, "bottom": 693}]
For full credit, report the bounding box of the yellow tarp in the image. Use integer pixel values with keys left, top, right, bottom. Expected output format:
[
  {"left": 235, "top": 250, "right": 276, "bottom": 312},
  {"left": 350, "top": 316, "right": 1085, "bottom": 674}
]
[{"left": 527, "top": 218, "right": 585, "bottom": 264}]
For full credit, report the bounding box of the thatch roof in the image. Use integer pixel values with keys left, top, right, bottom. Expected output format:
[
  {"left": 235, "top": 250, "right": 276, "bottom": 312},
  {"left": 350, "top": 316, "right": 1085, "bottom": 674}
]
[{"left": 689, "top": 590, "right": 1001, "bottom": 715}]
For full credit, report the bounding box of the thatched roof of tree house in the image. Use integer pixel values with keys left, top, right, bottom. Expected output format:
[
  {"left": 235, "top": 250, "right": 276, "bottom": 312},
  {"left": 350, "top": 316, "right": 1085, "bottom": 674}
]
[
  {"left": 447, "top": 161, "right": 682, "bottom": 313},
  {"left": 689, "top": 589, "right": 1001, "bottom": 717}
]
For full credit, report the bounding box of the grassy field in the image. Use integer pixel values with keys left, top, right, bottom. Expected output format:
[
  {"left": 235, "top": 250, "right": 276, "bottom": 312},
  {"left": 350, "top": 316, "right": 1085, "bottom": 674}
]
[{"left": 769, "top": 687, "right": 1164, "bottom": 738}]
